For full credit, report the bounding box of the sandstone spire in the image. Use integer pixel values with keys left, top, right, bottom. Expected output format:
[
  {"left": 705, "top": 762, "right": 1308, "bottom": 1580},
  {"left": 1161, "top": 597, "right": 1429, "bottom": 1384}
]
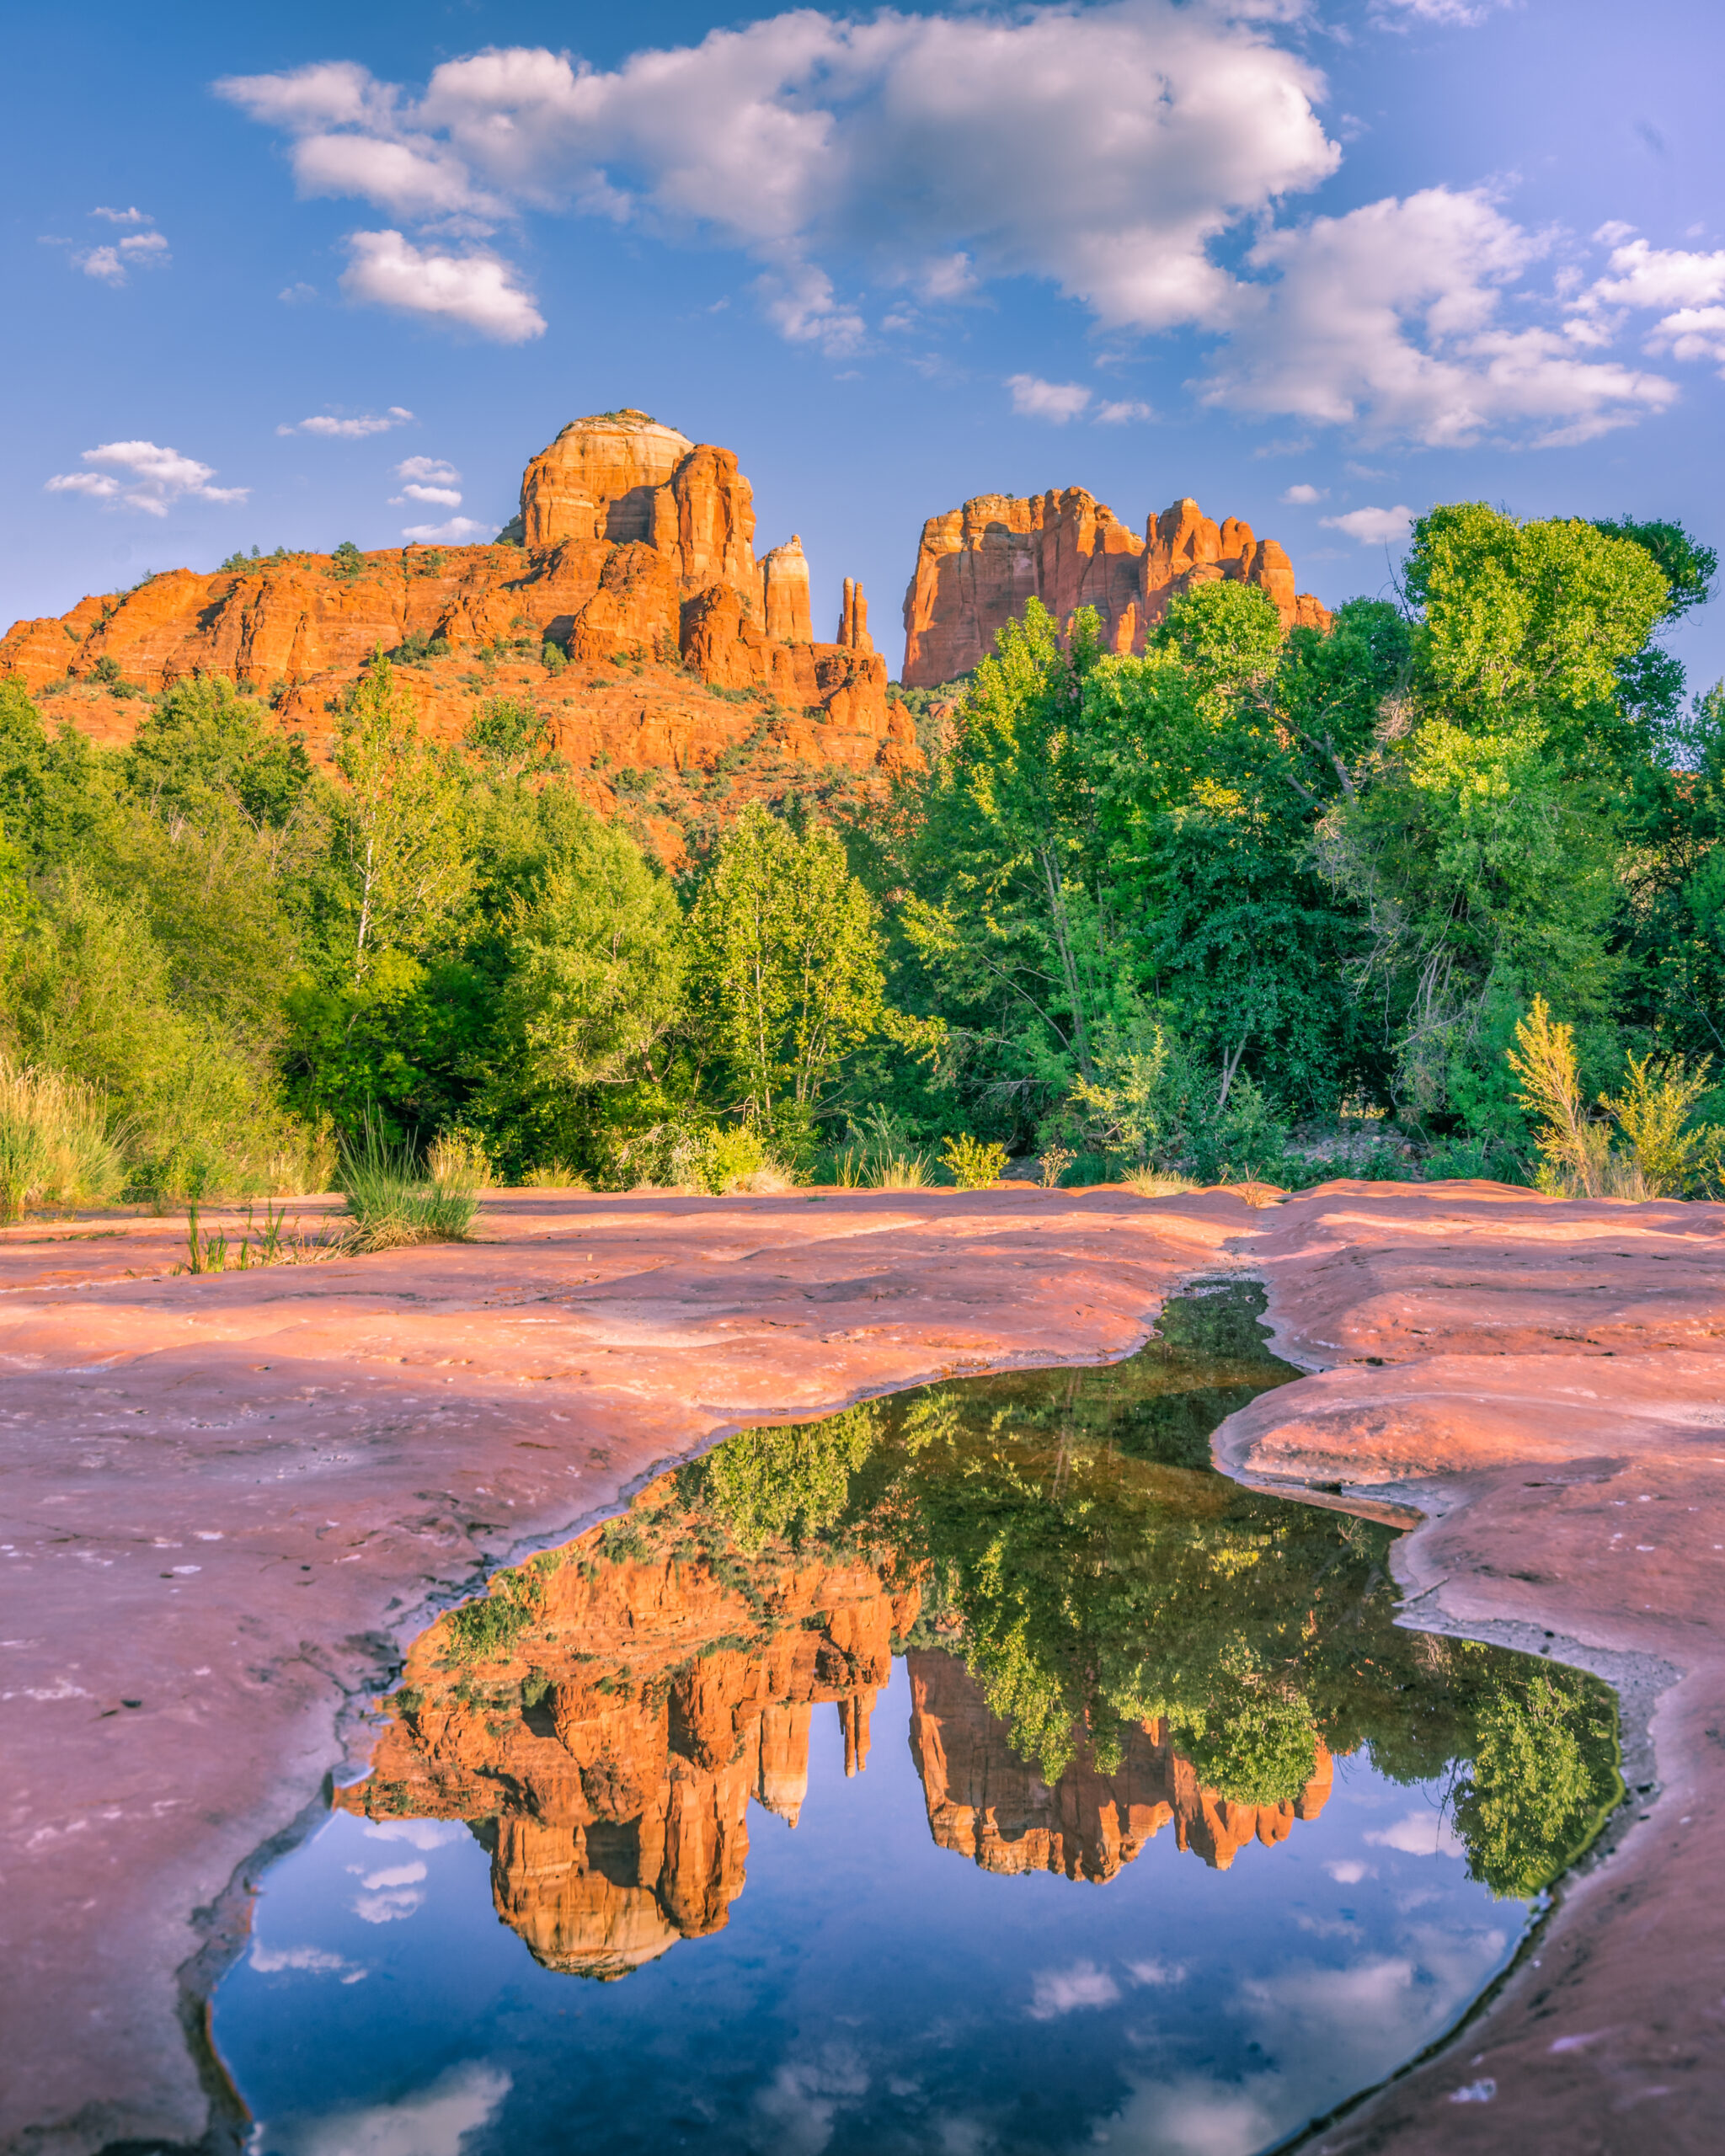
[
  {"left": 838, "top": 577, "right": 873, "bottom": 654},
  {"left": 760, "top": 534, "right": 813, "bottom": 644}
]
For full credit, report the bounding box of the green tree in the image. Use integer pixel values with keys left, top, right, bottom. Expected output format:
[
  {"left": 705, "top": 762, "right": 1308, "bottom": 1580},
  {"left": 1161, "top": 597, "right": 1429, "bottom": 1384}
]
[
  {"left": 334, "top": 654, "right": 473, "bottom": 976},
  {"left": 688, "top": 803, "right": 908, "bottom": 1135},
  {"left": 1318, "top": 505, "right": 1681, "bottom": 1129},
  {"left": 499, "top": 811, "right": 683, "bottom": 1091}
]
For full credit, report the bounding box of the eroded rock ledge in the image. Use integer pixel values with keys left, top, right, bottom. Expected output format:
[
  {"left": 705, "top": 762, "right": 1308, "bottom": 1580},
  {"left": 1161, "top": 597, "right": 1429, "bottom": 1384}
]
[{"left": 3, "top": 1182, "right": 1722, "bottom": 2155}]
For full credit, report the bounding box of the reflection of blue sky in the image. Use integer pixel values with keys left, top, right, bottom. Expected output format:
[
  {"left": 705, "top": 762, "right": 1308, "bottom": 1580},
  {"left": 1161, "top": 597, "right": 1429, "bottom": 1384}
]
[{"left": 217, "top": 1668, "right": 1525, "bottom": 2156}]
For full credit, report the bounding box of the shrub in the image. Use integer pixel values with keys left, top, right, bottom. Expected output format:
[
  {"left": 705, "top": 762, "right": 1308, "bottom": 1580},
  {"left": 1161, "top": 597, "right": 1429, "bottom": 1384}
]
[
  {"left": 1600, "top": 1051, "right": 1725, "bottom": 1196},
  {"left": 1508, "top": 998, "right": 1612, "bottom": 1197},
  {"left": 541, "top": 641, "right": 568, "bottom": 674},
  {"left": 426, "top": 1125, "right": 493, "bottom": 1187},
  {"left": 0, "top": 1059, "right": 126, "bottom": 1219},
  {"left": 330, "top": 541, "right": 364, "bottom": 580},
  {"left": 1118, "top": 1166, "right": 1199, "bottom": 1198},
  {"left": 941, "top": 1134, "right": 1008, "bottom": 1188},
  {"left": 337, "top": 1122, "right": 478, "bottom": 1251}
]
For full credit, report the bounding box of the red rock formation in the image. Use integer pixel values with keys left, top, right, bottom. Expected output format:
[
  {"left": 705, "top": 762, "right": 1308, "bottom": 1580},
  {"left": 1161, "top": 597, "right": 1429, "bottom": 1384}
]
[
  {"left": 568, "top": 542, "right": 682, "bottom": 664},
  {"left": 908, "top": 1650, "right": 1333, "bottom": 1879},
  {"left": 760, "top": 534, "right": 814, "bottom": 644},
  {"left": 518, "top": 411, "right": 701, "bottom": 551},
  {"left": 901, "top": 486, "right": 1331, "bottom": 687},
  {"left": 0, "top": 412, "right": 908, "bottom": 803},
  {"left": 838, "top": 577, "right": 873, "bottom": 654}
]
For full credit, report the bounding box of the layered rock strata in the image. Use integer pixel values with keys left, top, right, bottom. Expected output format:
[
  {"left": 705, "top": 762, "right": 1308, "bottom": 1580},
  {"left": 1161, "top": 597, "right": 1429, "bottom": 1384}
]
[
  {"left": 902, "top": 487, "right": 1330, "bottom": 686},
  {"left": 2, "top": 409, "right": 905, "bottom": 781}
]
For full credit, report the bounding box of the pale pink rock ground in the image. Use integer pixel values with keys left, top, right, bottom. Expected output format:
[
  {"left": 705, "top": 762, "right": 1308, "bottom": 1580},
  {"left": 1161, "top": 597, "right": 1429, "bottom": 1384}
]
[{"left": 3, "top": 1179, "right": 1724, "bottom": 2154}]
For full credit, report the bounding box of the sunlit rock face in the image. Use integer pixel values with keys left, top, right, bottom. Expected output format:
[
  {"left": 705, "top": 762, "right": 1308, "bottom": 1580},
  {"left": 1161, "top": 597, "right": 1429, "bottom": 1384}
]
[
  {"left": 900, "top": 487, "right": 1331, "bottom": 687},
  {"left": 0, "top": 409, "right": 910, "bottom": 784},
  {"left": 908, "top": 1650, "right": 1332, "bottom": 1879}
]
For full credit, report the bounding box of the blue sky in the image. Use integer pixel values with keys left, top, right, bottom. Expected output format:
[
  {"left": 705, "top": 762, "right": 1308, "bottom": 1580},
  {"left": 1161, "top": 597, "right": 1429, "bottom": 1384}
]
[{"left": 7, "top": 0, "right": 1722, "bottom": 685}]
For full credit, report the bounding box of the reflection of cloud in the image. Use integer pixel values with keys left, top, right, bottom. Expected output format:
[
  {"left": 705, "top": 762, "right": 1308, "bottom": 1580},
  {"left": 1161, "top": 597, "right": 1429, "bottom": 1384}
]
[
  {"left": 1365, "top": 1811, "right": 1465, "bottom": 1858},
  {"left": 259, "top": 2061, "right": 510, "bottom": 2156},
  {"left": 349, "top": 1854, "right": 428, "bottom": 1923},
  {"left": 750, "top": 2046, "right": 868, "bottom": 2156},
  {"left": 1028, "top": 1960, "right": 1122, "bottom": 2019},
  {"left": 1324, "top": 1859, "right": 1371, "bottom": 1884},
  {"left": 1103, "top": 2074, "right": 1279, "bottom": 2156},
  {"left": 249, "top": 1940, "right": 367, "bottom": 1983},
  {"left": 1098, "top": 1924, "right": 1512, "bottom": 2156},
  {"left": 1128, "top": 1958, "right": 1188, "bottom": 1987},
  {"left": 362, "top": 1818, "right": 463, "bottom": 1849}
]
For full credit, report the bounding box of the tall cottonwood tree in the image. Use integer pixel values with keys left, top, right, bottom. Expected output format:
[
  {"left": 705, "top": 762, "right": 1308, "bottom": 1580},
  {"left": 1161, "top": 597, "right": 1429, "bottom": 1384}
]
[
  {"left": 687, "top": 803, "right": 912, "bottom": 1134},
  {"left": 334, "top": 654, "right": 472, "bottom": 976}
]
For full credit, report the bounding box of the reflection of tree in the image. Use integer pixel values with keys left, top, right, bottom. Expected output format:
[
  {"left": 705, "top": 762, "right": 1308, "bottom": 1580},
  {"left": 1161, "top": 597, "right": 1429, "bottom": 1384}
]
[
  {"left": 1453, "top": 1668, "right": 1621, "bottom": 1899},
  {"left": 692, "top": 1285, "right": 1621, "bottom": 1894}
]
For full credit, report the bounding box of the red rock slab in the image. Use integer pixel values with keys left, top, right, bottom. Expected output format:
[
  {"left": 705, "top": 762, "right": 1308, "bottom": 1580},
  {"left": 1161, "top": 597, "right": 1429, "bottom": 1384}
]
[
  {"left": 0, "top": 1185, "right": 1251, "bottom": 2156},
  {"left": 1211, "top": 1180, "right": 1725, "bottom": 2155}
]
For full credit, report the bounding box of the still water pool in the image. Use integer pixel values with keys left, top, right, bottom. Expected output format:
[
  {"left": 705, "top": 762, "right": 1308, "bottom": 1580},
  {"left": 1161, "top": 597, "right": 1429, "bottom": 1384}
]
[{"left": 212, "top": 1287, "right": 1620, "bottom": 2156}]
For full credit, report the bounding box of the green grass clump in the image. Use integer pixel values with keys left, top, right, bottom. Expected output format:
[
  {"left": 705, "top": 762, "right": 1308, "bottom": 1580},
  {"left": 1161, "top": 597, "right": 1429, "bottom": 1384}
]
[
  {"left": 337, "top": 1123, "right": 478, "bottom": 1251},
  {"left": 0, "top": 1059, "right": 126, "bottom": 1219}
]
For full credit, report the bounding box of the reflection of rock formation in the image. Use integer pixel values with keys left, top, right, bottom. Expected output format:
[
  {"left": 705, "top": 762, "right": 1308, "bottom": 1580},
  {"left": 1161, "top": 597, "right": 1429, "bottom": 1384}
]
[
  {"left": 339, "top": 1502, "right": 916, "bottom": 1979},
  {"left": 908, "top": 1650, "right": 1333, "bottom": 1877},
  {"left": 339, "top": 1472, "right": 1338, "bottom": 1986},
  {"left": 900, "top": 487, "right": 1331, "bottom": 687}
]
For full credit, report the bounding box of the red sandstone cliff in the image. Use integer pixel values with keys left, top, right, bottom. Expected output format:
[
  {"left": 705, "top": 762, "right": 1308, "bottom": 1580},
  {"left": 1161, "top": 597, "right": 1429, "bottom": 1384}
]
[
  {"left": 901, "top": 486, "right": 1331, "bottom": 688},
  {"left": 1, "top": 411, "right": 914, "bottom": 823}
]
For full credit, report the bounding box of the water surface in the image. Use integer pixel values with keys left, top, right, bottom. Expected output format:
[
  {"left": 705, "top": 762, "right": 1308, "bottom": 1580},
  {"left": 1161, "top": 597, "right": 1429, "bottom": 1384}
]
[{"left": 214, "top": 1287, "right": 1619, "bottom": 2156}]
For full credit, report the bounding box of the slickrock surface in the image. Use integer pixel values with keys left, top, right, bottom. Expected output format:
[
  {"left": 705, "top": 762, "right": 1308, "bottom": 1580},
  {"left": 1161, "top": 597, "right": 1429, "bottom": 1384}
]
[
  {"left": 5, "top": 1179, "right": 1725, "bottom": 2153},
  {"left": 900, "top": 487, "right": 1330, "bottom": 686}
]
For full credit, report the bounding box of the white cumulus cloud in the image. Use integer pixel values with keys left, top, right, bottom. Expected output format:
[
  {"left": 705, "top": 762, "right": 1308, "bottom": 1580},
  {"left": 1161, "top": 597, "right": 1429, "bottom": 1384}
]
[
  {"left": 1281, "top": 482, "right": 1327, "bottom": 504},
  {"left": 73, "top": 214, "right": 171, "bottom": 284},
  {"left": 216, "top": 14, "right": 1691, "bottom": 446},
  {"left": 1372, "top": 0, "right": 1509, "bottom": 24},
  {"left": 1202, "top": 187, "right": 1677, "bottom": 447},
  {"left": 1573, "top": 232, "right": 1725, "bottom": 375},
  {"left": 46, "top": 440, "right": 248, "bottom": 516},
  {"left": 395, "top": 456, "right": 460, "bottom": 483},
  {"left": 393, "top": 484, "right": 462, "bottom": 506},
  {"left": 219, "top": 3, "right": 1337, "bottom": 353},
  {"left": 1322, "top": 504, "right": 1416, "bottom": 544},
  {"left": 279, "top": 406, "right": 414, "bottom": 438},
  {"left": 340, "top": 229, "right": 546, "bottom": 342},
  {"left": 1007, "top": 374, "right": 1092, "bottom": 424},
  {"left": 402, "top": 516, "right": 489, "bottom": 544}
]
